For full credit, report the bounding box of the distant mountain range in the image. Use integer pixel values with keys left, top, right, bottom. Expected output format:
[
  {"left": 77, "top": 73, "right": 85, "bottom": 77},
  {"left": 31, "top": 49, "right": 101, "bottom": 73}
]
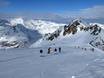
[
  {"left": 0, "top": 18, "right": 64, "bottom": 49},
  {"left": 0, "top": 17, "right": 104, "bottom": 50}
]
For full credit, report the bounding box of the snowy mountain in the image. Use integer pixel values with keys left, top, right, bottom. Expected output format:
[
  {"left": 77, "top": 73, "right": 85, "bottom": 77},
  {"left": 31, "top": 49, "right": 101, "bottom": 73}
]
[
  {"left": 24, "top": 19, "right": 65, "bottom": 35},
  {"left": 0, "top": 19, "right": 27, "bottom": 48},
  {"left": 1, "top": 18, "right": 104, "bottom": 78},
  {"left": 0, "top": 17, "right": 104, "bottom": 50},
  {"left": 0, "top": 18, "right": 64, "bottom": 48},
  {"left": 9, "top": 18, "right": 65, "bottom": 35},
  {"left": 31, "top": 19, "right": 104, "bottom": 51}
]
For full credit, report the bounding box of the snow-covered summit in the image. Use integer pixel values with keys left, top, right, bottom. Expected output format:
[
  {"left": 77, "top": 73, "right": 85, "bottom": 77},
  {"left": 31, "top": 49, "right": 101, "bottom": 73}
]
[
  {"left": 24, "top": 19, "right": 65, "bottom": 34},
  {"left": 10, "top": 17, "right": 24, "bottom": 26},
  {"left": 10, "top": 18, "right": 65, "bottom": 35}
]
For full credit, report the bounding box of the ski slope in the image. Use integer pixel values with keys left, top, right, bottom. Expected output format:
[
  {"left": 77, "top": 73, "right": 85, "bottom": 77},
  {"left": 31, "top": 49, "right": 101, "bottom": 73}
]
[{"left": 0, "top": 46, "right": 104, "bottom": 78}]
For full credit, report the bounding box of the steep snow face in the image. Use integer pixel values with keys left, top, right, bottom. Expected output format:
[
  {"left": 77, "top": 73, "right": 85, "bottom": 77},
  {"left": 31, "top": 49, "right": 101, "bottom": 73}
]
[
  {"left": 25, "top": 20, "right": 65, "bottom": 35},
  {"left": 31, "top": 29, "right": 91, "bottom": 48},
  {"left": 89, "top": 29, "right": 104, "bottom": 50},
  {"left": 10, "top": 18, "right": 24, "bottom": 26}
]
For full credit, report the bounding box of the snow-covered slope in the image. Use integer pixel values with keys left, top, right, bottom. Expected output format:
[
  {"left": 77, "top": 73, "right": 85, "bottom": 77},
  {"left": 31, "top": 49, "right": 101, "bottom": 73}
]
[
  {"left": 0, "top": 45, "right": 104, "bottom": 78},
  {"left": 75, "top": 56, "right": 104, "bottom": 78}
]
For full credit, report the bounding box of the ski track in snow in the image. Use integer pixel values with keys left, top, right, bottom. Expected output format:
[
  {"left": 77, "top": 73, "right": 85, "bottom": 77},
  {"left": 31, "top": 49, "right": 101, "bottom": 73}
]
[
  {"left": 0, "top": 54, "right": 34, "bottom": 63},
  {"left": 75, "top": 58, "right": 104, "bottom": 78},
  {"left": 0, "top": 46, "right": 103, "bottom": 78}
]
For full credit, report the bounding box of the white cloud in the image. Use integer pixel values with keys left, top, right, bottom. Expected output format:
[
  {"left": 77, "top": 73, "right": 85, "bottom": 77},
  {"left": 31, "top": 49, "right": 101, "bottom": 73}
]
[
  {"left": 62, "top": 5, "right": 104, "bottom": 19},
  {"left": 80, "top": 5, "right": 104, "bottom": 19}
]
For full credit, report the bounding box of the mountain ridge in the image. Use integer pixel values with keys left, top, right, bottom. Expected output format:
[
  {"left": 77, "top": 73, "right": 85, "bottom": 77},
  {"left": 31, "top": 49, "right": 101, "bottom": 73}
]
[{"left": 31, "top": 19, "right": 104, "bottom": 51}]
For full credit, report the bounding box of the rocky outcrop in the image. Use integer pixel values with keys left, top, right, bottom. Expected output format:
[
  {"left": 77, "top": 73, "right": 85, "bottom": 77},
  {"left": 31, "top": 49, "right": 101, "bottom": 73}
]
[{"left": 45, "top": 19, "right": 102, "bottom": 41}]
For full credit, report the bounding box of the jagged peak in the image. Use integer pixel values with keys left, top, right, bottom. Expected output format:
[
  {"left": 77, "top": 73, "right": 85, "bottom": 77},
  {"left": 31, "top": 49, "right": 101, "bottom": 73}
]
[
  {"left": 90, "top": 23, "right": 104, "bottom": 30},
  {"left": 72, "top": 19, "right": 81, "bottom": 23},
  {"left": 69, "top": 19, "right": 89, "bottom": 27},
  {"left": 43, "top": 19, "right": 103, "bottom": 42}
]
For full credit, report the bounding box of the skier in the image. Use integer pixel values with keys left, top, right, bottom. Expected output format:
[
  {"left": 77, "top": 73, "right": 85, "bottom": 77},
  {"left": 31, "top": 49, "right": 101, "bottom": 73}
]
[
  {"left": 54, "top": 48, "right": 57, "bottom": 52},
  {"left": 40, "top": 49, "right": 43, "bottom": 54},
  {"left": 91, "top": 48, "right": 94, "bottom": 52},
  {"left": 82, "top": 48, "right": 84, "bottom": 50},
  {"left": 59, "top": 47, "right": 61, "bottom": 53},
  {"left": 48, "top": 47, "right": 51, "bottom": 54},
  {"left": 40, "top": 49, "right": 44, "bottom": 57},
  {"left": 84, "top": 48, "right": 87, "bottom": 51}
]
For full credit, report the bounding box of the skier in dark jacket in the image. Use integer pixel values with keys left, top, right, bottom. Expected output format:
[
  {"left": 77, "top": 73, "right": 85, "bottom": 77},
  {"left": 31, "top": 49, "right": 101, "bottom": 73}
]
[
  {"left": 91, "top": 48, "right": 94, "bottom": 52},
  {"left": 54, "top": 48, "right": 57, "bottom": 52},
  {"left": 48, "top": 47, "right": 51, "bottom": 54},
  {"left": 59, "top": 47, "right": 61, "bottom": 53},
  {"left": 84, "top": 48, "right": 87, "bottom": 51},
  {"left": 40, "top": 49, "right": 43, "bottom": 54}
]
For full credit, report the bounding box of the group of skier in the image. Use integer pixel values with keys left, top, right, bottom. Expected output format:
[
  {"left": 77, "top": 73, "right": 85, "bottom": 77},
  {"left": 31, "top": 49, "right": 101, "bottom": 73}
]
[
  {"left": 40, "top": 46, "right": 95, "bottom": 56},
  {"left": 75, "top": 46, "right": 95, "bottom": 52},
  {"left": 82, "top": 47, "right": 95, "bottom": 52},
  {"left": 40, "top": 47, "right": 61, "bottom": 54},
  {"left": 76, "top": 46, "right": 95, "bottom": 52}
]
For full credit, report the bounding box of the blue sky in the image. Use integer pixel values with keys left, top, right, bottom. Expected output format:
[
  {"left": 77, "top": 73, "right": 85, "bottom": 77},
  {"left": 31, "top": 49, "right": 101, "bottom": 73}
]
[
  {"left": 0, "top": 0, "right": 104, "bottom": 19},
  {"left": 0, "top": 0, "right": 103, "bottom": 13}
]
